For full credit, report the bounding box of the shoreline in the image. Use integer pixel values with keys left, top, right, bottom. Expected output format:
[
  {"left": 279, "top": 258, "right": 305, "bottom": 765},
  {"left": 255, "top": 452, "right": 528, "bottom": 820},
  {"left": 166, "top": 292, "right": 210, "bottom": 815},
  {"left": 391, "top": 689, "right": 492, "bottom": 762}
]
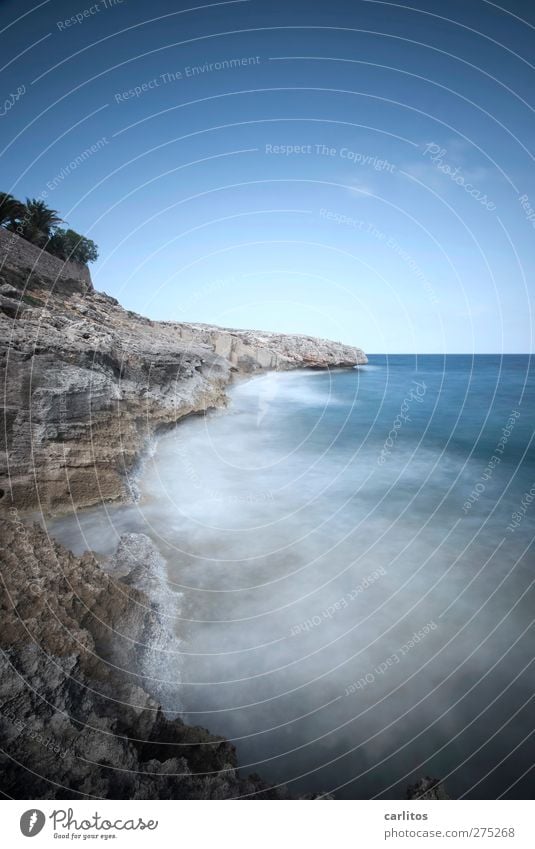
[
  {"left": 0, "top": 231, "right": 366, "bottom": 515},
  {"left": 0, "top": 235, "right": 366, "bottom": 798},
  {"left": 35, "top": 363, "right": 362, "bottom": 522}
]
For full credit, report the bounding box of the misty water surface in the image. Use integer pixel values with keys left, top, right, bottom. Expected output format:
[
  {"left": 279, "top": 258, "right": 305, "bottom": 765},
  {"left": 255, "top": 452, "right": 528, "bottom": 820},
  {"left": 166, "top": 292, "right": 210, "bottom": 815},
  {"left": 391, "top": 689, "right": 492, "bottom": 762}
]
[{"left": 49, "top": 355, "right": 535, "bottom": 799}]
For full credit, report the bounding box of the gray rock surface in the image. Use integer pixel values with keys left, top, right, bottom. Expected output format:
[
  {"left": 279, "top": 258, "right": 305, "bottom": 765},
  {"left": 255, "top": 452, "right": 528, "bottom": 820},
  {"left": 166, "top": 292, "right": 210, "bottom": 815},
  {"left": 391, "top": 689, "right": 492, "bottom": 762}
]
[
  {"left": 0, "top": 516, "right": 290, "bottom": 799},
  {"left": 0, "top": 228, "right": 368, "bottom": 800},
  {"left": 0, "top": 230, "right": 366, "bottom": 514},
  {"left": 406, "top": 776, "right": 450, "bottom": 800}
]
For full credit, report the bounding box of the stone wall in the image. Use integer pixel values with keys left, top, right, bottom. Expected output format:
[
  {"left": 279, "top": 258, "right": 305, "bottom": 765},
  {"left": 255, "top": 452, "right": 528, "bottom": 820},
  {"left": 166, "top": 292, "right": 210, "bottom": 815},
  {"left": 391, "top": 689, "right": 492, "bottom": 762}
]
[{"left": 0, "top": 225, "right": 93, "bottom": 295}]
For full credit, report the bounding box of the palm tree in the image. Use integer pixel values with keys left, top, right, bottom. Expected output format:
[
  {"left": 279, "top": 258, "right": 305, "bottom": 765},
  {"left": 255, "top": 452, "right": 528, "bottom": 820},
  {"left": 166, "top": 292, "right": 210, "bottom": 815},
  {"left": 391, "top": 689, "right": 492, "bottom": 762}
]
[
  {"left": 0, "top": 192, "right": 26, "bottom": 227},
  {"left": 17, "top": 198, "right": 62, "bottom": 246}
]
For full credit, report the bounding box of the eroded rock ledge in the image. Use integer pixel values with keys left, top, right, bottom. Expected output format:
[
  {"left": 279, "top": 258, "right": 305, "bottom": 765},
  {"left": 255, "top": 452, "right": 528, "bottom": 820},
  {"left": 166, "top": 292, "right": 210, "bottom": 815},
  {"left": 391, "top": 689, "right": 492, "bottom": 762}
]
[
  {"left": 0, "top": 231, "right": 366, "bottom": 514},
  {"left": 0, "top": 516, "right": 290, "bottom": 799},
  {"left": 0, "top": 231, "right": 367, "bottom": 800},
  {"left": 0, "top": 517, "right": 450, "bottom": 801}
]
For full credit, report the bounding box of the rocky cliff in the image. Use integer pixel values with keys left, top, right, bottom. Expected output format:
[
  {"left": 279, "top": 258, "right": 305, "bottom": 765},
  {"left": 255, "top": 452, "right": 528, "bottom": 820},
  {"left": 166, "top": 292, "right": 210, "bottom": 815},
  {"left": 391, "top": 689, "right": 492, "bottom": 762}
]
[
  {"left": 0, "top": 229, "right": 366, "bottom": 515},
  {"left": 0, "top": 234, "right": 449, "bottom": 801},
  {"left": 0, "top": 230, "right": 367, "bottom": 799},
  {"left": 0, "top": 516, "right": 290, "bottom": 799}
]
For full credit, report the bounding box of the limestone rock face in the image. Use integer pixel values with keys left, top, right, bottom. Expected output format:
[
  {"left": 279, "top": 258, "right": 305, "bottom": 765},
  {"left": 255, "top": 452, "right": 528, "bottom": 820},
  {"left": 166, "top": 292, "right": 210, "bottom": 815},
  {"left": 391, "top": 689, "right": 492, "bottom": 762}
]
[
  {"left": 177, "top": 322, "right": 366, "bottom": 372},
  {"left": 0, "top": 516, "right": 289, "bottom": 799},
  {"left": 0, "top": 234, "right": 366, "bottom": 514}
]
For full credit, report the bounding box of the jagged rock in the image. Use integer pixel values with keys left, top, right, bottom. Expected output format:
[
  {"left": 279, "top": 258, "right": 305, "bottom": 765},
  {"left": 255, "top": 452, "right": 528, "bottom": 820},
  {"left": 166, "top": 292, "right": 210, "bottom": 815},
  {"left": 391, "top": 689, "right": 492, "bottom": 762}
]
[
  {"left": 0, "top": 227, "right": 367, "bottom": 800},
  {"left": 406, "top": 776, "right": 450, "bottom": 799},
  {"left": 0, "top": 292, "right": 26, "bottom": 317},
  {"left": 0, "top": 282, "right": 20, "bottom": 298},
  {"left": 0, "top": 231, "right": 366, "bottom": 515},
  {"left": 0, "top": 517, "right": 290, "bottom": 799}
]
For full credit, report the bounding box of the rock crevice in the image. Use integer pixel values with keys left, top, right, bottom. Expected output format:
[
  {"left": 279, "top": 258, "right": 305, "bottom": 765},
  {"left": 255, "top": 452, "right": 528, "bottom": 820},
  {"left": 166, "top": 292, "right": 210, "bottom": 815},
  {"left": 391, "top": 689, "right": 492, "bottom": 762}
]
[
  {"left": 0, "top": 229, "right": 367, "bottom": 799},
  {"left": 1, "top": 232, "right": 366, "bottom": 514},
  {"left": 0, "top": 517, "right": 289, "bottom": 799}
]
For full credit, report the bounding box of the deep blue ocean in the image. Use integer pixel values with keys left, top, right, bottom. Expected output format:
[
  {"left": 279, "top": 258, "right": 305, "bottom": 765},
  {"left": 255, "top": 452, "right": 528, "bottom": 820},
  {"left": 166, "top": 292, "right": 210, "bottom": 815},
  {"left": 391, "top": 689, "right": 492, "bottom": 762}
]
[{"left": 49, "top": 354, "right": 535, "bottom": 799}]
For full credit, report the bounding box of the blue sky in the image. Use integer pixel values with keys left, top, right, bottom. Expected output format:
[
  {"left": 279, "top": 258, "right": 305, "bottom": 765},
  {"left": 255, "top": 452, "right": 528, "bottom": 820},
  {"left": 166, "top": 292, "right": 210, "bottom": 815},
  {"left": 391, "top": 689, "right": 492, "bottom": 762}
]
[{"left": 1, "top": 0, "right": 534, "bottom": 352}]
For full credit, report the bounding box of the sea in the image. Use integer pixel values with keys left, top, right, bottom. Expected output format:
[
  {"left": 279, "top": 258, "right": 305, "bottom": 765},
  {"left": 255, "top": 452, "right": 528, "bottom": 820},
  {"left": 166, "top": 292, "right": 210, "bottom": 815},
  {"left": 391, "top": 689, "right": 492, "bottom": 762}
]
[{"left": 48, "top": 354, "right": 535, "bottom": 799}]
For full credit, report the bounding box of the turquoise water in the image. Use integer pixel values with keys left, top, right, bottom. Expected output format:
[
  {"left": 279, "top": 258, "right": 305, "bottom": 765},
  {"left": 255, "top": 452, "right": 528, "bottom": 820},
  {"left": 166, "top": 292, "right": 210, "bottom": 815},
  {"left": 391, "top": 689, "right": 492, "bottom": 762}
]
[{"left": 49, "top": 355, "right": 535, "bottom": 799}]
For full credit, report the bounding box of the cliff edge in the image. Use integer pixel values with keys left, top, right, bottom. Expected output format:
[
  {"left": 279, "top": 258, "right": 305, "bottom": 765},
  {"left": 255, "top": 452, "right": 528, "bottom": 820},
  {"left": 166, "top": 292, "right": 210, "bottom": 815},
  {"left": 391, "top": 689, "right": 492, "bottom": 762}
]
[
  {"left": 0, "top": 228, "right": 367, "bottom": 800},
  {"left": 0, "top": 228, "right": 366, "bottom": 514}
]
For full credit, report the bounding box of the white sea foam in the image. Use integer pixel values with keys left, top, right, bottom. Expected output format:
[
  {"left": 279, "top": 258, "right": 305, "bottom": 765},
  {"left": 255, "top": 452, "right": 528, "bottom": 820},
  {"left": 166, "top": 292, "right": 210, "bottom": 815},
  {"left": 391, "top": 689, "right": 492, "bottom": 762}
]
[{"left": 48, "top": 364, "right": 535, "bottom": 798}]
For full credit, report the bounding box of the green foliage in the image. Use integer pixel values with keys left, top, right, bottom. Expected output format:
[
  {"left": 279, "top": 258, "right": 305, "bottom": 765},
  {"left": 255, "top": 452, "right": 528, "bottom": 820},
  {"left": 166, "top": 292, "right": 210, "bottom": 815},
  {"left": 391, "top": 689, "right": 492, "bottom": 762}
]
[
  {"left": 47, "top": 228, "right": 98, "bottom": 264},
  {"left": 0, "top": 192, "right": 26, "bottom": 227},
  {"left": 1, "top": 191, "right": 98, "bottom": 265},
  {"left": 16, "top": 198, "right": 63, "bottom": 245}
]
